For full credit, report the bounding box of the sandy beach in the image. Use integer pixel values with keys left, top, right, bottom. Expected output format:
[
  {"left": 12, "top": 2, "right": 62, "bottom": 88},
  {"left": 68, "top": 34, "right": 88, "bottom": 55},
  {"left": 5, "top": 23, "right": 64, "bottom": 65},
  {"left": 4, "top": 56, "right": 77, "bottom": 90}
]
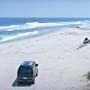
[{"left": 0, "top": 27, "right": 90, "bottom": 90}]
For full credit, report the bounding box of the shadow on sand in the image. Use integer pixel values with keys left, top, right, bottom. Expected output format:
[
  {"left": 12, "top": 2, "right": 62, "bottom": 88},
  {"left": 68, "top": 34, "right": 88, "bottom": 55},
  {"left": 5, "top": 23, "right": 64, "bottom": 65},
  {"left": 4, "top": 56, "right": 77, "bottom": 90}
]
[{"left": 12, "top": 78, "right": 34, "bottom": 87}]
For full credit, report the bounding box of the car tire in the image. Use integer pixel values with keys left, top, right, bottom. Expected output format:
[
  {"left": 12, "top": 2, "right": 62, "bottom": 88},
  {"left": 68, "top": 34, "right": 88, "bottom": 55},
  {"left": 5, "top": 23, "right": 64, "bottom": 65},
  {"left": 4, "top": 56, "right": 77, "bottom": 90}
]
[
  {"left": 36, "top": 73, "right": 38, "bottom": 77},
  {"left": 32, "top": 80, "right": 35, "bottom": 84},
  {"left": 18, "top": 81, "right": 22, "bottom": 84},
  {"left": 32, "top": 77, "right": 35, "bottom": 84}
]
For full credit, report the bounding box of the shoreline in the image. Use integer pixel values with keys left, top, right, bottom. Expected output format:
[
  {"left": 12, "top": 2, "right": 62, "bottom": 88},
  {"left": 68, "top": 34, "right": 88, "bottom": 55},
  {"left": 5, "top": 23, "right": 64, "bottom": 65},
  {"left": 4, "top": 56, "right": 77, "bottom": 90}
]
[
  {"left": 0, "top": 27, "right": 65, "bottom": 45},
  {"left": 0, "top": 27, "right": 90, "bottom": 90}
]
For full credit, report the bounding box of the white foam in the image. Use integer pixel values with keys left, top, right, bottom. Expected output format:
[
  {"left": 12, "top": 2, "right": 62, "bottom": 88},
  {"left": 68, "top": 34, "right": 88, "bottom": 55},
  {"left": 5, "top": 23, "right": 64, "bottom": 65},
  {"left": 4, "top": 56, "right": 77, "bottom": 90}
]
[
  {"left": 0, "top": 36, "right": 18, "bottom": 42},
  {"left": 0, "top": 31, "right": 39, "bottom": 42},
  {"left": 17, "top": 31, "right": 39, "bottom": 37},
  {"left": 0, "top": 21, "right": 85, "bottom": 31}
]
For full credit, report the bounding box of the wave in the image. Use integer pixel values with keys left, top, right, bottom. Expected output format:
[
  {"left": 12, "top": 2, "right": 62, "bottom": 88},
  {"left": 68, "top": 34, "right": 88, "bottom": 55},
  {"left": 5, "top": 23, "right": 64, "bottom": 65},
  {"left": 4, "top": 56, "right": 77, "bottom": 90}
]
[
  {"left": 0, "top": 31, "right": 39, "bottom": 42},
  {"left": 0, "top": 20, "right": 88, "bottom": 31},
  {"left": 0, "top": 20, "right": 90, "bottom": 43}
]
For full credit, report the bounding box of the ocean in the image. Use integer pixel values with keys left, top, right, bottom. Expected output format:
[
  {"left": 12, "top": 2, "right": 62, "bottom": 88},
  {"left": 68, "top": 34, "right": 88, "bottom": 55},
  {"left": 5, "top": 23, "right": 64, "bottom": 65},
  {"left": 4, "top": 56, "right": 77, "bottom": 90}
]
[{"left": 0, "top": 17, "right": 90, "bottom": 43}]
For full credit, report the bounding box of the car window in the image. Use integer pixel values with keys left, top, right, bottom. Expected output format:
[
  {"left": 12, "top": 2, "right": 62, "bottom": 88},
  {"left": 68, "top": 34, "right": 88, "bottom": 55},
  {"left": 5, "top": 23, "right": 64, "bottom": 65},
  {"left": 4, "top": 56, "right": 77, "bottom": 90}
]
[{"left": 19, "top": 66, "right": 33, "bottom": 73}]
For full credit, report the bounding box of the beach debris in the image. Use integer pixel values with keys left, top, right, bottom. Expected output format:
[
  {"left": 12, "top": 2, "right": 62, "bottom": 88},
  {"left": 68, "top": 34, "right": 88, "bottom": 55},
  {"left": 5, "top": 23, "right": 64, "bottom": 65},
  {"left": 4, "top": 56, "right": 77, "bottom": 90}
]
[
  {"left": 77, "top": 37, "right": 90, "bottom": 50},
  {"left": 76, "top": 26, "right": 80, "bottom": 28},
  {"left": 83, "top": 37, "right": 90, "bottom": 44}
]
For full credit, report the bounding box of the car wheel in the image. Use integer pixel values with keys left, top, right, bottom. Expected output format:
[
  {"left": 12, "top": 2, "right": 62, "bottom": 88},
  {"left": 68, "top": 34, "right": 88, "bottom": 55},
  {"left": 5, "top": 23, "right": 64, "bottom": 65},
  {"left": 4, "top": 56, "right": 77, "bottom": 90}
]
[
  {"left": 32, "top": 77, "right": 35, "bottom": 84},
  {"left": 32, "top": 80, "right": 35, "bottom": 84},
  {"left": 18, "top": 81, "right": 22, "bottom": 84},
  {"left": 36, "top": 73, "right": 38, "bottom": 77}
]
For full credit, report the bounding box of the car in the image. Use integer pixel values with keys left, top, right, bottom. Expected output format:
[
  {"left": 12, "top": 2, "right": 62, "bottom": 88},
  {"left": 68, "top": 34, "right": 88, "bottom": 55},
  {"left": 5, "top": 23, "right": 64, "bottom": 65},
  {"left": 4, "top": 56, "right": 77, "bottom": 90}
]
[{"left": 17, "top": 61, "right": 38, "bottom": 84}]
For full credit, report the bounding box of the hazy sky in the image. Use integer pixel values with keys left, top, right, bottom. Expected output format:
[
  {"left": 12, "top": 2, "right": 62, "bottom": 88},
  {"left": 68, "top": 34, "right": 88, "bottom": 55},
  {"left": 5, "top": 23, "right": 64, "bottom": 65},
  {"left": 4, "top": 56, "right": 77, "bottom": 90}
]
[{"left": 0, "top": 0, "right": 90, "bottom": 17}]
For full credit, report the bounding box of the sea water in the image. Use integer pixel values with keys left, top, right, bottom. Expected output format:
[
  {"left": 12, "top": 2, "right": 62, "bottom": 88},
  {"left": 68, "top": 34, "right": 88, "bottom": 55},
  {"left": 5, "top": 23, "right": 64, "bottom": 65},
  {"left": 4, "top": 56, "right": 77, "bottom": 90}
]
[{"left": 0, "top": 17, "right": 90, "bottom": 43}]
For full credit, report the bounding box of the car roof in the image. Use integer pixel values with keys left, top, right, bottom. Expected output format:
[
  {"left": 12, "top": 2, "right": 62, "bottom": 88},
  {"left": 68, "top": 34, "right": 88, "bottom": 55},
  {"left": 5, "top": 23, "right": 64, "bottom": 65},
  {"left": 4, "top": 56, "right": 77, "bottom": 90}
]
[{"left": 21, "top": 61, "right": 35, "bottom": 66}]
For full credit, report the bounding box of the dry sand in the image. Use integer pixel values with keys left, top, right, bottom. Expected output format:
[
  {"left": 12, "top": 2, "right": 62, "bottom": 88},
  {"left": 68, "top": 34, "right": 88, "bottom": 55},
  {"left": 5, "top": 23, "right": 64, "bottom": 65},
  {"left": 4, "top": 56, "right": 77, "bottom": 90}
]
[{"left": 0, "top": 28, "right": 90, "bottom": 90}]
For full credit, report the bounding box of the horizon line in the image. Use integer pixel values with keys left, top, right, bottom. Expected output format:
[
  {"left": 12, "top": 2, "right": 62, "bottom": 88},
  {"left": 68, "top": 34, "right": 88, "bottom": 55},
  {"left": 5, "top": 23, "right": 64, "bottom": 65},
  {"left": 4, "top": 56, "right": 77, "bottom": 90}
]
[{"left": 0, "top": 17, "right": 90, "bottom": 18}]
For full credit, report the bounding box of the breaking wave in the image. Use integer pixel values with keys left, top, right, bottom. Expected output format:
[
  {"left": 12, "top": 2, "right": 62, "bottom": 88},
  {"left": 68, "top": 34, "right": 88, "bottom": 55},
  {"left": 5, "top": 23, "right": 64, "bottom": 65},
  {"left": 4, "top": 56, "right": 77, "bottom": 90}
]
[
  {"left": 0, "top": 21, "right": 86, "bottom": 31},
  {"left": 0, "top": 20, "right": 90, "bottom": 43},
  {"left": 0, "top": 31, "right": 39, "bottom": 42}
]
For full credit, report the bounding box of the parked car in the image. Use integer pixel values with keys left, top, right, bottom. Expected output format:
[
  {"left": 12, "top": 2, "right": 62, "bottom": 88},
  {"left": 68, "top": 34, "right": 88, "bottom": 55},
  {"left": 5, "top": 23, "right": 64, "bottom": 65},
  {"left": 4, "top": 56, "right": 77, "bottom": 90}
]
[{"left": 17, "top": 61, "right": 38, "bottom": 84}]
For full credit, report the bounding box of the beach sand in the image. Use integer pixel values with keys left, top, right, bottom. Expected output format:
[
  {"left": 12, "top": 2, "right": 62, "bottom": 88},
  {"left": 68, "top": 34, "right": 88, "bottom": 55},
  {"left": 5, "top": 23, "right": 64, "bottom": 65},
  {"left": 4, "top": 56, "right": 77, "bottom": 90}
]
[{"left": 0, "top": 27, "right": 90, "bottom": 90}]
